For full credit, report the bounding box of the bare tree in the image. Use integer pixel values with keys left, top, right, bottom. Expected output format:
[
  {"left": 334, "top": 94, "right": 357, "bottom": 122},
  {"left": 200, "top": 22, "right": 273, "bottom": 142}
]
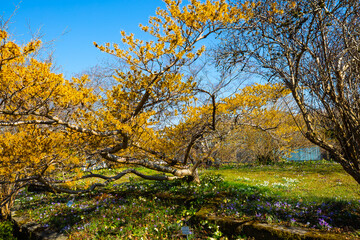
[{"left": 216, "top": 0, "right": 360, "bottom": 184}]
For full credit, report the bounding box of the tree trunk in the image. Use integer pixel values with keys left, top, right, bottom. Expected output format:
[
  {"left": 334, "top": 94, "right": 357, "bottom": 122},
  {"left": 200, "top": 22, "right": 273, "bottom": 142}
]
[
  {"left": 189, "top": 169, "right": 200, "bottom": 184},
  {"left": 339, "top": 161, "right": 360, "bottom": 185},
  {"left": 0, "top": 183, "right": 16, "bottom": 220},
  {"left": 1, "top": 203, "right": 12, "bottom": 220}
]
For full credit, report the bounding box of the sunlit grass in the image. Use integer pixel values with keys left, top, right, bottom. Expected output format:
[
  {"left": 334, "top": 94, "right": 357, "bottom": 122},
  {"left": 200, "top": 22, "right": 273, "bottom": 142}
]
[{"left": 204, "top": 161, "right": 360, "bottom": 202}]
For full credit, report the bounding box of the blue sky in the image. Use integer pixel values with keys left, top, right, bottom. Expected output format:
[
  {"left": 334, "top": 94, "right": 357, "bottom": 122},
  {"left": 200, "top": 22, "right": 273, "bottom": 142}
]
[{"left": 2, "top": 0, "right": 165, "bottom": 77}]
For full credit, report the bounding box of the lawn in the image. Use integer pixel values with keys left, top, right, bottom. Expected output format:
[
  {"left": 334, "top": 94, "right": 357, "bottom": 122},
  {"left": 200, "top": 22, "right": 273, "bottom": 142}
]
[
  {"left": 11, "top": 161, "right": 360, "bottom": 239},
  {"left": 204, "top": 161, "right": 360, "bottom": 202}
]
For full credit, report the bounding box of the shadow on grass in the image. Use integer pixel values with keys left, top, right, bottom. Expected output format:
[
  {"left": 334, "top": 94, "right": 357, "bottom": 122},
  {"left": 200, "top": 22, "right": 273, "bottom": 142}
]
[
  {"left": 219, "top": 181, "right": 360, "bottom": 231},
  {"left": 14, "top": 172, "right": 360, "bottom": 239}
]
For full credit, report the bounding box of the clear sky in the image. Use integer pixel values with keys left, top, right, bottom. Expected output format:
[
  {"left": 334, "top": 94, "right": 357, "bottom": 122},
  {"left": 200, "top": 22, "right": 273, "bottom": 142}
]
[{"left": 2, "top": 0, "right": 165, "bottom": 77}]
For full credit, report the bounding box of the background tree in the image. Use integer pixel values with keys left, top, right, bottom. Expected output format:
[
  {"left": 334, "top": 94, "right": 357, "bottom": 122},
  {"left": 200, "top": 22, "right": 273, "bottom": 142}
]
[
  {"left": 216, "top": 0, "right": 360, "bottom": 184},
  {"left": 205, "top": 83, "right": 307, "bottom": 165}
]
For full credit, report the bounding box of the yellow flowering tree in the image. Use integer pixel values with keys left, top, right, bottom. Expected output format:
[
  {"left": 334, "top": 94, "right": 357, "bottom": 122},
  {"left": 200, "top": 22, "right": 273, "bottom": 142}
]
[
  {"left": 89, "top": 0, "right": 253, "bottom": 180},
  {"left": 0, "top": 27, "right": 98, "bottom": 217},
  {"left": 0, "top": 0, "right": 255, "bottom": 217}
]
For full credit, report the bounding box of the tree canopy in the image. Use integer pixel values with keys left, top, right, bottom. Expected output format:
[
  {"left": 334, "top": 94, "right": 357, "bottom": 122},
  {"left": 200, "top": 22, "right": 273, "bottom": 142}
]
[{"left": 0, "top": 0, "right": 259, "bottom": 217}]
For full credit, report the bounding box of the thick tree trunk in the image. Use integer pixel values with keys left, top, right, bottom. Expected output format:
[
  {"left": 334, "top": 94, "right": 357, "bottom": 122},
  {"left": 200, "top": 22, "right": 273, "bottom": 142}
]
[
  {"left": 185, "top": 169, "right": 200, "bottom": 184},
  {"left": 339, "top": 161, "right": 360, "bottom": 185}
]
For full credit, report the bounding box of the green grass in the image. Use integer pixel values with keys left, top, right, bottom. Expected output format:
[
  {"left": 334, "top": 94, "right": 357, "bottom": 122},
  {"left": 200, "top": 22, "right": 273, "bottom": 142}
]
[
  {"left": 13, "top": 161, "right": 360, "bottom": 239},
  {"left": 203, "top": 161, "right": 360, "bottom": 202}
]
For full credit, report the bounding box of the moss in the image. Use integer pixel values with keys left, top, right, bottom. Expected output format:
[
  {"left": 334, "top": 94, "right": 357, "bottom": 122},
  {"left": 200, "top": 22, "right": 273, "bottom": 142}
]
[{"left": 195, "top": 206, "right": 215, "bottom": 218}]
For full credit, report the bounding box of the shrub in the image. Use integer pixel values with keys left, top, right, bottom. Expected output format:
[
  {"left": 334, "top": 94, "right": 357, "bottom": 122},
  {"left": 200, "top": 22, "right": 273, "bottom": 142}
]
[{"left": 200, "top": 173, "right": 224, "bottom": 186}]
